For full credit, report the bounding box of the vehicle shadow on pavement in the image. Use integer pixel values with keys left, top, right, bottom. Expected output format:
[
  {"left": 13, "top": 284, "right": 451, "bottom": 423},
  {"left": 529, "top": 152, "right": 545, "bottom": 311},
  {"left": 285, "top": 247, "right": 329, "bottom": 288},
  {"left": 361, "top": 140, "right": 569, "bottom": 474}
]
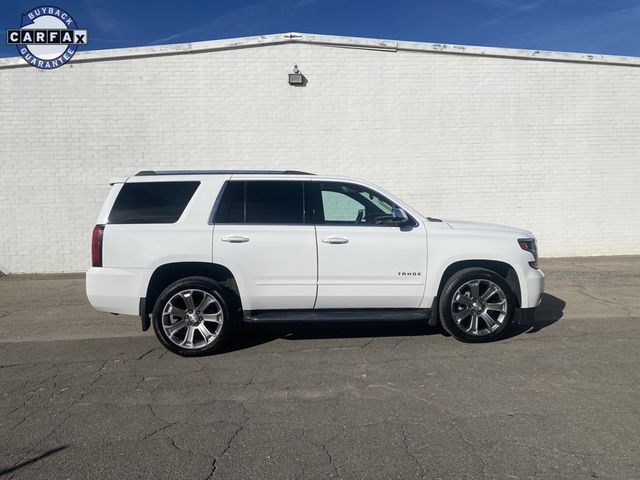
[
  {"left": 223, "top": 320, "right": 440, "bottom": 353},
  {"left": 504, "top": 292, "right": 566, "bottom": 339},
  {"left": 222, "top": 294, "right": 565, "bottom": 352}
]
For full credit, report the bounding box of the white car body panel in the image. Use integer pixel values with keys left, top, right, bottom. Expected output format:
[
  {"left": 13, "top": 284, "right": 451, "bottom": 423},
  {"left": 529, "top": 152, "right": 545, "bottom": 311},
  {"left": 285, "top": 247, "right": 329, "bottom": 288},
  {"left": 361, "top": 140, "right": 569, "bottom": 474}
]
[
  {"left": 86, "top": 266, "right": 148, "bottom": 315},
  {"left": 212, "top": 224, "right": 317, "bottom": 310},
  {"left": 444, "top": 219, "right": 533, "bottom": 235},
  {"left": 315, "top": 224, "right": 427, "bottom": 308}
]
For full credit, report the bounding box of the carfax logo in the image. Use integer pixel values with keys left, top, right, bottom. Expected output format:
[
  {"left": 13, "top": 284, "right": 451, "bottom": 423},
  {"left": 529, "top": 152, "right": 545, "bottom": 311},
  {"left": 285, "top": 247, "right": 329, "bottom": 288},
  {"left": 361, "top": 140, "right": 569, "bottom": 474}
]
[{"left": 6, "top": 6, "right": 88, "bottom": 69}]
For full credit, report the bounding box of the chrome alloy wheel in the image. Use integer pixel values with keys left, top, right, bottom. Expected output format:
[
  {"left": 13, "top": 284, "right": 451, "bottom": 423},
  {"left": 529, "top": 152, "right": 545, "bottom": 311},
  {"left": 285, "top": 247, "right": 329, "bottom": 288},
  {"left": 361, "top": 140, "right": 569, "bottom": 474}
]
[
  {"left": 450, "top": 279, "right": 508, "bottom": 336},
  {"left": 161, "top": 289, "right": 223, "bottom": 349}
]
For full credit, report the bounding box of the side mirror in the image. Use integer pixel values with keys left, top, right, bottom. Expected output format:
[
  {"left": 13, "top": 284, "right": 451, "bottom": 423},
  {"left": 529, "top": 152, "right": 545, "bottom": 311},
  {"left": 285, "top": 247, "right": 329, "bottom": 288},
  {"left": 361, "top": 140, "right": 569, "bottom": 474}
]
[{"left": 391, "top": 207, "right": 409, "bottom": 224}]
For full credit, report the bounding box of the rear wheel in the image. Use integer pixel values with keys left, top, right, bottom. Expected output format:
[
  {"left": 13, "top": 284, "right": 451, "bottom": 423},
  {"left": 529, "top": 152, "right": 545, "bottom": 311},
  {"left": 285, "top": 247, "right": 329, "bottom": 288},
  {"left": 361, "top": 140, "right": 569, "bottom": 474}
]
[
  {"left": 152, "top": 276, "right": 231, "bottom": 356},
  {"left": 439, "top": 268, "right": 515, "bottom": 342}
]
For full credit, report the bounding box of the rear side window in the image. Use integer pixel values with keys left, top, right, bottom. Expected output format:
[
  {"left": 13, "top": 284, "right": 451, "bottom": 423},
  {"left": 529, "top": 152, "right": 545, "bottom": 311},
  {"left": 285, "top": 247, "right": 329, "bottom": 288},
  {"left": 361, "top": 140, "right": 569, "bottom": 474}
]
[
  {"left": 214, "top": 182, "right": 244, "bottom": 224},
  {"left": 108, "top": 182, "right": 199, "bottom": 224},
  {"left": 215, "top": 181, "right": 305, "bottom": 224},
  {"left": 246, "top": 181, "right": 303, "bottom": 224}
]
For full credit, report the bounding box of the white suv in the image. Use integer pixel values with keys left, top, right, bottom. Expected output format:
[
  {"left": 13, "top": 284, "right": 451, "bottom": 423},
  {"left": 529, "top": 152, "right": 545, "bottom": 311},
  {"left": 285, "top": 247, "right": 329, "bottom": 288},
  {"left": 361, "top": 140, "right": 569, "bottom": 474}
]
[{"left": 86, "top": 170, "right": 544, "bottom": 356}]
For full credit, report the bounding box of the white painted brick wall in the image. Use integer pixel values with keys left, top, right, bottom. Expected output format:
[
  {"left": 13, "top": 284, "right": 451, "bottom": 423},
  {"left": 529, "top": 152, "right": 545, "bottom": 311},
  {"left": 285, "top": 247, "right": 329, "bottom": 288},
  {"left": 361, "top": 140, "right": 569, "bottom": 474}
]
[{"left": 1, "top": 36, "right": 639, "bottom": 273}]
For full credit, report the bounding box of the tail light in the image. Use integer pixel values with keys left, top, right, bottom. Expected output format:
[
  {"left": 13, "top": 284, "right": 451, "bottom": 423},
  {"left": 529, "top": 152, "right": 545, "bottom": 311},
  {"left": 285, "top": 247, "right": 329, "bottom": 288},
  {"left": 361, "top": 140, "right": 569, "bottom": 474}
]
[{"left": 92, "top": 225, "right": 105, "bottom": 267}]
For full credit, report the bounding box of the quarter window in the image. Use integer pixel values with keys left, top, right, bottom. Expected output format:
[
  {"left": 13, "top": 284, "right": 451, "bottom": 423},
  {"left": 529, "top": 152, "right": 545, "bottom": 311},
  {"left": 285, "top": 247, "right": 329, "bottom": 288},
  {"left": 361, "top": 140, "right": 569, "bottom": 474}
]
[{"left": 108, "top": 181, "right": 199, "bottom": 224}]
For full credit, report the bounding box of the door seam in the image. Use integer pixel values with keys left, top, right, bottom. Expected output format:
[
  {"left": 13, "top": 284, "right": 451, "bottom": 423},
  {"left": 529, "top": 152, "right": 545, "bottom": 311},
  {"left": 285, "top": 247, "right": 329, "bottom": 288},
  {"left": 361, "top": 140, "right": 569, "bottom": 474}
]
[{"left": 312, "top": 223, "right": 319, "bottom": 309}]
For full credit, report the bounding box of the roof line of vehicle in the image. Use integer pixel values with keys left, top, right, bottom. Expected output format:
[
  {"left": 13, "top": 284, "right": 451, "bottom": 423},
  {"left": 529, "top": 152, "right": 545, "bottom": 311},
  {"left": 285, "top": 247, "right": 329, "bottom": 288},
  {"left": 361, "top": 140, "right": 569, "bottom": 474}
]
[{"left": 135, "top": 170, "right": 314, "bottom": 176}]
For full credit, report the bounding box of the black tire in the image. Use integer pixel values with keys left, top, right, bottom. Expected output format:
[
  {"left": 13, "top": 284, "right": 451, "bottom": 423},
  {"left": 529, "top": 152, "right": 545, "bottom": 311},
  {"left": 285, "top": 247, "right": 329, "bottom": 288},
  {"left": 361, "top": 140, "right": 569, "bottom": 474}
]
[
  {"left": 438, "top": 268, "right": 515, "bottom": 343},
  {"left": 152, "top": 276, "right": 232, "bottom": 356}
]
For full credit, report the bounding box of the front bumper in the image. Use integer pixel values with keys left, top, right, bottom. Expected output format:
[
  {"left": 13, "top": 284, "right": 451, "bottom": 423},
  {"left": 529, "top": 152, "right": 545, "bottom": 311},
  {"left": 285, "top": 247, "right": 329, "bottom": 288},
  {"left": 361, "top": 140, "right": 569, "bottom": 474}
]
[{"left": 521, "top": 266, "right": 545, "bottom": 309}]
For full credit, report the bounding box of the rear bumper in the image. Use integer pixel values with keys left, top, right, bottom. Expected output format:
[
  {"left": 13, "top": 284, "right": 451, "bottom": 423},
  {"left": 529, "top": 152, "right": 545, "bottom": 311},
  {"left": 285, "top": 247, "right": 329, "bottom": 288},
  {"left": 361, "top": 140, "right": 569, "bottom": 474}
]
[{"left": 86, "top": 267, "right": 148, "bottom": 315}]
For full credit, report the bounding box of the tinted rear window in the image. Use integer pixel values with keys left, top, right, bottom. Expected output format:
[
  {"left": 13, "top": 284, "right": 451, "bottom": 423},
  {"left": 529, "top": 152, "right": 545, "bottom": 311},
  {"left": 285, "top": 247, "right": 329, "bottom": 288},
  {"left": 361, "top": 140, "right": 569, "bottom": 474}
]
[
  {"left": 215, "top": 181, "right": 304, "bottom": 224},
  {"left": 108, "top": 182, "right": 199, "bottom": 224},
  {"left": 214, "top": 181, "right": 245, "bottom": 224},
  {"left": 246, "top": 181, "right": 303, "bottom": 224}
]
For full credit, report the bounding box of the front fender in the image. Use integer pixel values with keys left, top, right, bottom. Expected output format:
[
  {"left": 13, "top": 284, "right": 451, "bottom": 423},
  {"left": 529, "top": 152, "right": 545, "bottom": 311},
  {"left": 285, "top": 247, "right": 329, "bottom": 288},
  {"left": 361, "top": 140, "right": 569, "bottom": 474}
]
[{"left": 421, "top": 228, "right": 541, "bottom": 309}]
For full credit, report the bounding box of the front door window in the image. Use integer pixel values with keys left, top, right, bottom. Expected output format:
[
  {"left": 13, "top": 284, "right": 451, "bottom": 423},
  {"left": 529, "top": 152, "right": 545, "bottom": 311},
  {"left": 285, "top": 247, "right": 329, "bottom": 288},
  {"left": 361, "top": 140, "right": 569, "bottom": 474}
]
[{"left": 317, "top": 182, "right": 408, "bottom": 226}]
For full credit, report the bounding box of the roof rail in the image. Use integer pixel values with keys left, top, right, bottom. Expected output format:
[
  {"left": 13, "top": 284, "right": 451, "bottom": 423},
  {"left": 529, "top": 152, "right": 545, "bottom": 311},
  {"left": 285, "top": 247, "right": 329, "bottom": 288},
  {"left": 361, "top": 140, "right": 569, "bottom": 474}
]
[{"left": 135, "top": 169, "right": 314, "bottom": 176}]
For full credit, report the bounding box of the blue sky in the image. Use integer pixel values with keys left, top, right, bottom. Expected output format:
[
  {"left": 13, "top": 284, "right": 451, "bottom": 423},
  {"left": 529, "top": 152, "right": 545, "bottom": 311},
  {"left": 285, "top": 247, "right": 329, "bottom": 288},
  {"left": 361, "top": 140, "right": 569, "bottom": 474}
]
[{"left": 2, "top": 0, "right": 640, "bottom": 58}]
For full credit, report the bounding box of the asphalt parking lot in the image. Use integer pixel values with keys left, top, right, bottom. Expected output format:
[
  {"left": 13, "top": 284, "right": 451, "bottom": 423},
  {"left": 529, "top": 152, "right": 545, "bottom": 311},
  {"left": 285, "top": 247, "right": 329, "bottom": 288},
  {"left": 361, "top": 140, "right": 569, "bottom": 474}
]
[{"left": 1, "top": 256, "right": 639, "bottom": 479}]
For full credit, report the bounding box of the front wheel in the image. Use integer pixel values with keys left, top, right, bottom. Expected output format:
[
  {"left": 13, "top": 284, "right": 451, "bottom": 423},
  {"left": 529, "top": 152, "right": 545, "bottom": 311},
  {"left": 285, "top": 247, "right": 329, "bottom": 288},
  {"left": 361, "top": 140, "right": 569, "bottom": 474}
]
[
  {"left": 152, "top": 277, "right": 231, "bottom": 356},
  {"left": 439, "top": 268, "right": 515, "bottom": 343}
]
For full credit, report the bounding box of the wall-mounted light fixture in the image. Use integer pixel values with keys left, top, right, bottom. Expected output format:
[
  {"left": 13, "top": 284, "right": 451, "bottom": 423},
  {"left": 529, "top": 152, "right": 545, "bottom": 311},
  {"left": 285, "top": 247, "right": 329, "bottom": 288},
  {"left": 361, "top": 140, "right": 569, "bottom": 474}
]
[{"left": 288, "top": 64, "right": 306, "bottom": 86}]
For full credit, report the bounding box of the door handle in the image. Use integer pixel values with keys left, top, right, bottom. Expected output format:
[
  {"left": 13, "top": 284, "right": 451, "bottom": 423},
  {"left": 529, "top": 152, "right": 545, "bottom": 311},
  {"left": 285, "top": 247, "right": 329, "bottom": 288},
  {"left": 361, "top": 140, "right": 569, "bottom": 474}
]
[
  {"left": 322, "top": 236, "right": 349, "bottom": 244},
  {"left": 221, "top": 235, "right": 250, "bottom": 243}
]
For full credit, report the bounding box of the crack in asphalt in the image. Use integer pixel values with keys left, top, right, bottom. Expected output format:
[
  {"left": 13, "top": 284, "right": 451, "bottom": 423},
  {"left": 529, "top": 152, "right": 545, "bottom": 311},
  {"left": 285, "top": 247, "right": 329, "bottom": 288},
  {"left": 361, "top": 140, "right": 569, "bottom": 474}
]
[
  {"left": 206, "top": 424, "right": 244, "bottom": 479},
  {"left": 575, "top": 286, "right": 635, "bottom": 316},
  {"left": 401, "top": 424, "right": 426, "bottom": 480},
  {"left": 247, "top": 371, "right": 258, "bottom": 385},
  {"left": 303, "top": 429, "right": 340, "bottom": 479},
  {"left": 364, "top": 382, "right": 447, "bottom": 416},
  {"left": 511, "top": 440, "right": 636, "bottom": 463},
  {"left": 137, "top": 347, "right": 163, "bottom": 361},
  {"left": 449, "top": 419, "right": 487, "bottom": 480},
  {"left": 322, "top": 441, "right": 340, "bottom": 479},
  {"left": 163, "top": 434, "right": 218, "bottom": 479},
  {"left": 140, "top": 404, "right": 181, "bottom": 441},
  {"left": 8, "top": 409, "right": 37, "bottom": 432}
]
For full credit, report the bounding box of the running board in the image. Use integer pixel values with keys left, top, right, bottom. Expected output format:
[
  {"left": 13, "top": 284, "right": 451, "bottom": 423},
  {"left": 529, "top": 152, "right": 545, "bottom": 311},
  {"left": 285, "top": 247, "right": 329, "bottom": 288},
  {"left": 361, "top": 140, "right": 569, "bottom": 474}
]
[{"left": 243, "top": 308, "right": 431, "bottom": 324}]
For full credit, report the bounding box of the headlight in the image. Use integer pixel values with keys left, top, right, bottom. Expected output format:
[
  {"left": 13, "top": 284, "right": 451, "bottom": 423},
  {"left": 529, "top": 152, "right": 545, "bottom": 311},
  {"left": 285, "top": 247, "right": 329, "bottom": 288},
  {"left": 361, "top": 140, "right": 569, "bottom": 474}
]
[{"left": 518, "top": 238, "right": 538, "bottom": 268}]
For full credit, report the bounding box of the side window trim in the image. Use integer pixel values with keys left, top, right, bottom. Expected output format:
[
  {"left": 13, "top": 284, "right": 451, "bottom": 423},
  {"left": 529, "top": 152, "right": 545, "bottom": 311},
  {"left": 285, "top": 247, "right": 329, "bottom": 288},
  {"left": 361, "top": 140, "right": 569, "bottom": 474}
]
[
  {"left": 209, "top": 180, "right": 230, "bottom": 225},
  {"left": 304, "top": 181, "right": 318, "bottom": 225},
  {"left": 243, "top": 181, "right": 247, "bottom": 223}
]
